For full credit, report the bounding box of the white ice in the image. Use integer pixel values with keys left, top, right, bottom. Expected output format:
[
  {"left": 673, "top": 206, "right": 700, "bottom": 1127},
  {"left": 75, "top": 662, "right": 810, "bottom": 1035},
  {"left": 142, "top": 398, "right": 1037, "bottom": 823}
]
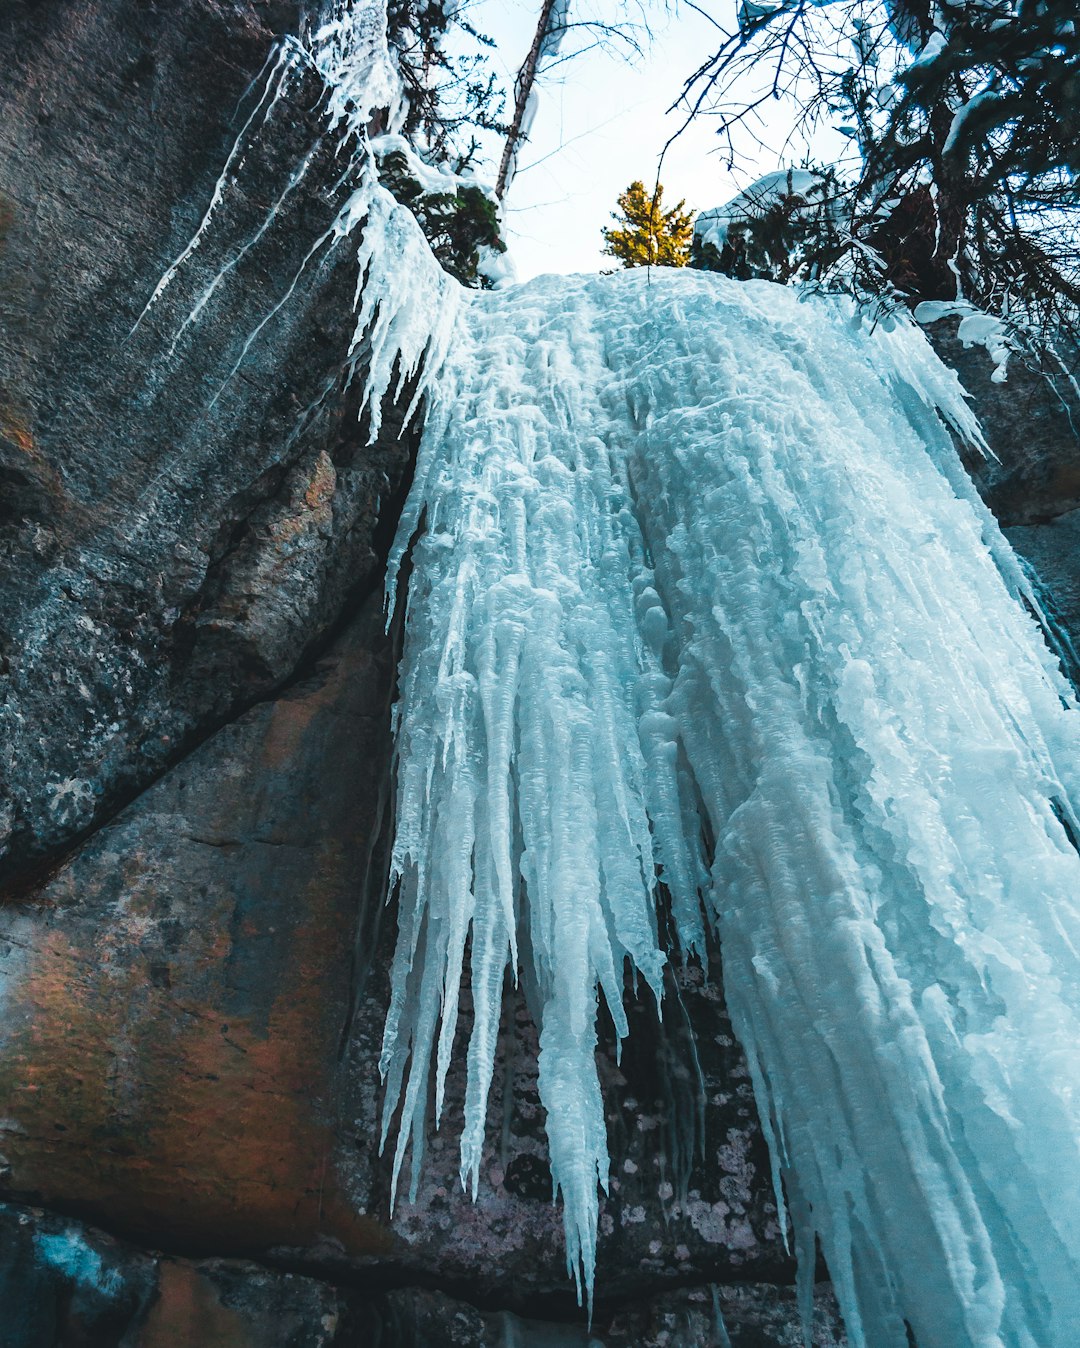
[
  {"left": 383, "top": 267, "right": 1080, "bottom": 1347},
  {"left": 133, "top": 0, "right": 444, "bottom": 409}
]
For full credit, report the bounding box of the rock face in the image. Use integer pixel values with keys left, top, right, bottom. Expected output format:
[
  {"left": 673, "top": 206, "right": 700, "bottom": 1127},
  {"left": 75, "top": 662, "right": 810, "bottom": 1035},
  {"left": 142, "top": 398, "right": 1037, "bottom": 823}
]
[
  {"left": 0, "top": 588, "right": 825, "bottom": 1340},
  {"left": 928, "top": 323, "right": 1080, "bottom": 688},
  {"left": 0, "top": 597, "right": 397, "bottom": 1259},
  {"left": 0, "top": 0, "right": 418, "bottom": 879},
  {"left": 926, "top": 322, "right": 1080, "bottom": 527},
  {"left": 1, "top": 1, "right": 1078, "bottom": 1345},
  {"left": 0, "top": 1200, "right": 845, "bottom": 1348}
]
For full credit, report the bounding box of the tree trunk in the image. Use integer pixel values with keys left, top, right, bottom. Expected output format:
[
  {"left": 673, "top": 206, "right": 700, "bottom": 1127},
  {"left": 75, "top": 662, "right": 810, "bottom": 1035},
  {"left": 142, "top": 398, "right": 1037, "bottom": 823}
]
[{"left": 496, "top": 0, "right": 562, "bottom": 200}]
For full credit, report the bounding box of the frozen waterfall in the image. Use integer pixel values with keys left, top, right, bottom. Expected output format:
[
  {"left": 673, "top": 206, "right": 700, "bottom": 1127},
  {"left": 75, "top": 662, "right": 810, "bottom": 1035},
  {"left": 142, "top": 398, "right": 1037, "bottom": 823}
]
[{"left": 383, "top": 268, "right": 1080, "bottom": 1348}]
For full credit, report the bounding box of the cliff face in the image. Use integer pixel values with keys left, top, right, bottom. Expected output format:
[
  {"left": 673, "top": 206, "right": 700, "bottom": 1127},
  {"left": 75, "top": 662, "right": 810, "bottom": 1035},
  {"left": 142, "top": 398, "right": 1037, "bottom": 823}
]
[
  {"left": 0, "top": 0, "right": 418, "bottom": 880},
  {"left": 0, "top": 591, "right": 839, "bottom": 1342},
  {"left": 0, "top": 2, "right": 1078, "bottom": 1345}
]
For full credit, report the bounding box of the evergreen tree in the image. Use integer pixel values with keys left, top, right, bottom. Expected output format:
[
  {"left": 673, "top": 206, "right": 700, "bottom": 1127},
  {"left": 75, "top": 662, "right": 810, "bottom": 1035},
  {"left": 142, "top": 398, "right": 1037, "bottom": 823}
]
[
  {"left": 673, "top": 0, "right": 1079, "bottom": 345},
  {"left": 602, "top": 181, "right": 694, "bottom": 268}
]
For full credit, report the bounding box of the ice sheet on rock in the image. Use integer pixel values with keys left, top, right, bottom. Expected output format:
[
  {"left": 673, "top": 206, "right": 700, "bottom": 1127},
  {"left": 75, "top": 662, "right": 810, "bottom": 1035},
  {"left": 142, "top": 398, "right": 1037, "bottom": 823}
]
[
  {"left": 132, "top": 0, "right": 457, "bottom": 449},
  {"left": 386, "top": 268, "right": 1080, "bottom": 1346},
  {"left": 310, "top": 0, "right": 403, "bottom": 136}
]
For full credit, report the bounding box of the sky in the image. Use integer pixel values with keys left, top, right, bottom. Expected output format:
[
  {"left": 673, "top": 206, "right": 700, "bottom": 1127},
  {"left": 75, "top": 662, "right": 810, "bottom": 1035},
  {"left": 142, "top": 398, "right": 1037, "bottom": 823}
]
[{"left": 451, "top": 0, "right": 823, "bottom": 281}]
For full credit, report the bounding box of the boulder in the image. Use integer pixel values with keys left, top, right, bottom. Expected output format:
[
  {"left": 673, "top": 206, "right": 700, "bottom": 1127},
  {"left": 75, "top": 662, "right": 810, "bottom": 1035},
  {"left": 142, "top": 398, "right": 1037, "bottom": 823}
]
[{"left": 0, "top": 1200, "right": 845, "bottom": 1347}]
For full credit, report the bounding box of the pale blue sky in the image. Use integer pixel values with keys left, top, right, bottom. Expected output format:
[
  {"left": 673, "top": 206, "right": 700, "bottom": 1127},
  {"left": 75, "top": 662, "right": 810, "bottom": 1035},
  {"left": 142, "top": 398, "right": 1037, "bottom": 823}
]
[{"left": 455, "top": 0, "right": 830, "bottom": 280}]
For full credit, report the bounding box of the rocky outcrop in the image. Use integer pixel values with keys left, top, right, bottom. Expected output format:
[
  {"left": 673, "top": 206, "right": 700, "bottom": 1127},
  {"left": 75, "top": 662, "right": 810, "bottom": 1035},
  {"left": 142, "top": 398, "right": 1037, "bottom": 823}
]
[
  {"left": 0, "top": 597, "right": 396, "bottom": 1260},
  {"left": 928, "top": 324, "right": 1080, "bottom": 689},
  {"left": 0, "top": 1200, "right": 845, "bottom": 1348},
  {"left": 0, "top": 589, "right": 824, "bottom": 1341},
  {"left": 2, "top": 1, "right": 1079, "bottom": 1344},
  {"left": 0, "top": 0, "right": 418, "bottom": 879},
  {"left": 927, "top": 323, "right": 1080, "bottom": 527},
  {"left": 1007, "top": 510, "right": 1080, "bottom": 682}
]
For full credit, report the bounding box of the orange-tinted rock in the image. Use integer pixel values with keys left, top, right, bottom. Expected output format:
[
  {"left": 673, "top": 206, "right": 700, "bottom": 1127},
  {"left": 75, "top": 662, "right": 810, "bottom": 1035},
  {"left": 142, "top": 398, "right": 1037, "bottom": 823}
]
[
  {"left": 0, "top": 590, "right": 794, "bottom": 1308},
  {"left": 0, "top": 600, "right": 396, "bottom": 1260}
]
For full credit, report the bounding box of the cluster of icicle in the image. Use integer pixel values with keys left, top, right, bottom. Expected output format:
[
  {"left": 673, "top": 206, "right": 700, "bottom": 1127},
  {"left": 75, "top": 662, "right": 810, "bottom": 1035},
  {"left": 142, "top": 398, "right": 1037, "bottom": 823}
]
[
  {"left": 132, "top": 0, "right": 458, "bottom": 435},
  {"left": 384, "top": 268, "right": 1080, "bottom": 1347}
]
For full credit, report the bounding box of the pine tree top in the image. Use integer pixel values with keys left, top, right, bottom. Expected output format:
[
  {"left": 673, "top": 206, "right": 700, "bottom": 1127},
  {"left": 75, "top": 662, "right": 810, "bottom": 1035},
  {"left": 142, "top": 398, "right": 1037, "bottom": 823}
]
[{"left": 602, "top": 180, "right": 694, "bottom": 269}]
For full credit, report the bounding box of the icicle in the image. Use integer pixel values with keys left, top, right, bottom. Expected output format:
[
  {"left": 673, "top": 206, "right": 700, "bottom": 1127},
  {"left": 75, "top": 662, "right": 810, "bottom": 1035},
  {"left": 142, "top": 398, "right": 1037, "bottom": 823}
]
[
  {"left": 129, "top": 40, "right": 298, "bottom": 333},
  {"left": 133, "top": 0, "right": 414, "bottom": 374},
  {"left": 383, "top": 280, "right": 669, "bottom": 1308},
  {"left": 387, "top": 268, "right": 1080, "bottom": 1346},
  {"left": 711, "top": 1287, "right": 734, "bottom": 1348},
  {"left": 345, "top": 176, "right": 460, "bottom": 441}
]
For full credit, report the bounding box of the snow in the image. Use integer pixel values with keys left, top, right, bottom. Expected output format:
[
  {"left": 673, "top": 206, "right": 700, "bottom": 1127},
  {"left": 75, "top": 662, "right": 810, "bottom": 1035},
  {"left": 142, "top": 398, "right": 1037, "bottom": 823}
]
[
  {"left": 914, "top": 299, "right": 1013, "bottom": 382},
  {"left": 942, "top": 88, "right": 1001, "bottom": 156},
  {"left": 910, "top": 30, "right": 948, "bottom": 67},
  {"left": 539, "top": 0, "right": 571, "bottom": 63},
  {"left": 694, "top": 170, "right": 835, "bottom": 254},
  {"left": 370, "top": 132, "right": 493, "bottom": 200},
  {"left": 309, "top": 0, "right": 403, "bottom": 137},
  {"left": 476, "top": 244, "right": 519, "bottom": 290},
  {"left": 384, "top": 266, "right": 1080, "bottom": 1345}
]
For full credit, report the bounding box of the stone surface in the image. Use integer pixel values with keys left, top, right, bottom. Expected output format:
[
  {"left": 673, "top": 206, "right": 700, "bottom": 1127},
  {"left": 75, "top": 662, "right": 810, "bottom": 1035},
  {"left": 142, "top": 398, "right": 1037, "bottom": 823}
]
[
  {"left": 0, "top": 594, "right": 397, "bottom": 1259},
  {"left": 0, "top": 0, "right": 420, "bottom": 880},
  {"left": 926, "top": 321, "right": 1080, "bottom": 526},
  {"left": 367, "top": 948, "right": 792, "bottom": 1307},
  {"left": 605, "top": 1284, "right": 847, "bottom": 1348},
  {"left": 0, "top": 1201, "right": 846, "bottom": 1347},
  {"left": 0, "top": 589, "right": 793, "bottom": 1310},
  {"left": 1006, "top": 508, "right": 1080, "bottom": 687}
]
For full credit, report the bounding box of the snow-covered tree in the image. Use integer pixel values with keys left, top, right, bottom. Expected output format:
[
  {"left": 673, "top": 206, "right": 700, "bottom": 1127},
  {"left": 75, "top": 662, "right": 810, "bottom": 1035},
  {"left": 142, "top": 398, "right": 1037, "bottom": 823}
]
[
  {"left": 692, "top": 167, "right": 847, "bottom": 282},
  {"left": 676, "top": 0, "right": 1079, "bottom": 349}
]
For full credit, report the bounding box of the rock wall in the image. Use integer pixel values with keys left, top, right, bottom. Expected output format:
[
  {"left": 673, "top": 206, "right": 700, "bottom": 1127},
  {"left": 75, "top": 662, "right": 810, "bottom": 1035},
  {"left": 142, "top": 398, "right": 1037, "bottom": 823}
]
[
  {"left": 0, "top": 0, "right": 837, "bottom": 1341},
  {"left": 0, "top": 0, "right": 418, "bottom": 879},
  {"left": 0, "top": 585, "right": 840, "bottom": 1342},
  {"left": 929, "top": 321, "right": 1080, "bottom": 686},
  {"left": 0, "top": 1201, "right": 845, "bottom": 1348},
  {"left": 1, "top": 1, "right": 1078, "bottom": 1344}
]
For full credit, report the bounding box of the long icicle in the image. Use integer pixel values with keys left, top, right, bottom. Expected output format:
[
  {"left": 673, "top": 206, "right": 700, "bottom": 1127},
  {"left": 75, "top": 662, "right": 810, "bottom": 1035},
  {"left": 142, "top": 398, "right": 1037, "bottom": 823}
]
[{"left": 385, "top": 268, "right": 1080, "bottom": 1345}]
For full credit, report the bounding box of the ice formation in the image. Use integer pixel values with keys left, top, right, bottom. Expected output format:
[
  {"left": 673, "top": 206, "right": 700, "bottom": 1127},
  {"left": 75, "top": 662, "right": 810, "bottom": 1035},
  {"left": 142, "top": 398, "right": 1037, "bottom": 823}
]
[
  {"left": 116, "top": 0, "right": 1080, "bottom": 1340},
  {"left": 132, "top": 0, "right": 458, "bottom": 431},
  {"left": 384, "top": 267, "right": 1080, "bottom": 1346}
]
